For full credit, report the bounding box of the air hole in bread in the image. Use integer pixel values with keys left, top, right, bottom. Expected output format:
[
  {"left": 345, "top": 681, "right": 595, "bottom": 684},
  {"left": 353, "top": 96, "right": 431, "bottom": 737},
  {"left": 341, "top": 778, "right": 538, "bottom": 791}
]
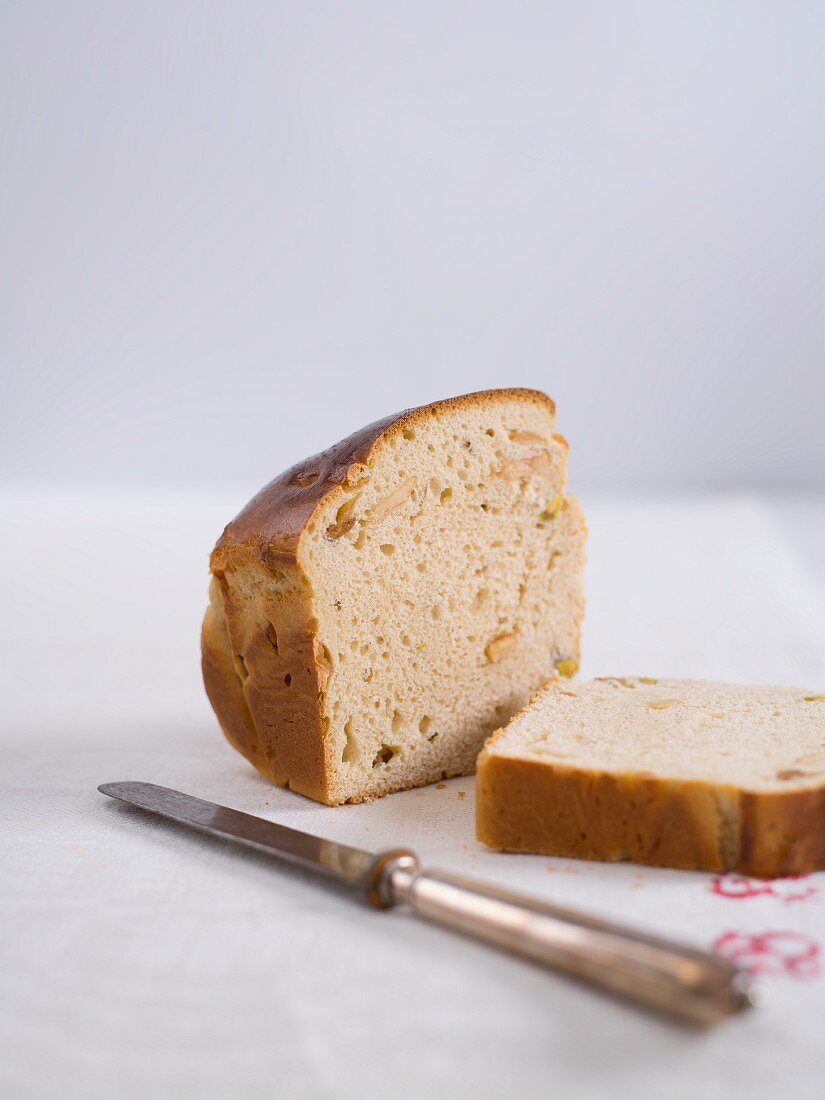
[
  {"left": 419, "top": 715, "right": 432, "bottom": 734},
  {"left": 283, "top": 673, "right": 292, "bottom": 687},
  {"left": 380, "top": 544, "right": 395, "bottom": 556},
  {"left": 439, "top": 487, "right": 452, "bottom": 504},
  {"left": 342, "top": 720, "right": 360, "bottom": 763},
  {"left": 373, "top": 744, "right": 396, "bottom": 766},
  {"left": 392, "top": 709, "right": 403, "bottom": 734},
  {"left": 265, "top": 624, "right": 279, "bottom": 654}
]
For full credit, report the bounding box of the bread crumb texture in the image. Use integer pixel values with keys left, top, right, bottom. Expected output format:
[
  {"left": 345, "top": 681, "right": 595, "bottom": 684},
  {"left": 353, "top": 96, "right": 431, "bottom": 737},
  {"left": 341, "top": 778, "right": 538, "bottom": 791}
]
[
  {"left": 202, "top": 389, "right": 586, "bottom": 804},
  {"left": 477, "top": 678, "right": 825, "bottom": 877}
]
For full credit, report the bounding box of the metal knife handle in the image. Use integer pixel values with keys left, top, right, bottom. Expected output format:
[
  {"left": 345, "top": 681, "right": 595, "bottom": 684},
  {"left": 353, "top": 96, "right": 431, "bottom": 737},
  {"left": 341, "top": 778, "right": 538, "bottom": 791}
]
[{"left": 385, "top": 866, "right": 754, "bottom": 1025}]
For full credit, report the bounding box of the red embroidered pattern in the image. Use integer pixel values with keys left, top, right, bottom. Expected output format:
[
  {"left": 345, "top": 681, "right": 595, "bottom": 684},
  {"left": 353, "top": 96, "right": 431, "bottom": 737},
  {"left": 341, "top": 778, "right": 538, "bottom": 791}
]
[
  {"left": 710, "top": 874, "right": 818, "bottom": 904},
  {"left": 712, "top": 930, "right": 821, "bottom": 978}
]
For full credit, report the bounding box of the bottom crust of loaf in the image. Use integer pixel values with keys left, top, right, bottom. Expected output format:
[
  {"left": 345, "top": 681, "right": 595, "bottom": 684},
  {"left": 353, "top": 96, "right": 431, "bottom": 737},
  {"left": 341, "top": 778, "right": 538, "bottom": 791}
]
[{"left": 475, "top": 754, "right": 825, "bottom": 878}]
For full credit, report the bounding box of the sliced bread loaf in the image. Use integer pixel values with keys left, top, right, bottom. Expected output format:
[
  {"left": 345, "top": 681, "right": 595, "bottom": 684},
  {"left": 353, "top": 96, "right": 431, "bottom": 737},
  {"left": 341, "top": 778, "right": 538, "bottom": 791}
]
[
  {"left": 203, "top": 389, "right": 586, "bottom": 804},
  {"left": 476, "top": 677, "right": 825, "bottom": 877}
]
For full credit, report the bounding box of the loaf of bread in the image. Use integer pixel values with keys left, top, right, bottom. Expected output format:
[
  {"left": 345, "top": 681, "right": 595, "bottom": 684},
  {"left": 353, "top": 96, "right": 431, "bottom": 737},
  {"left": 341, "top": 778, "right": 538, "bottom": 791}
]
[
  {"left": 202, "top": 389, "right": 586, "bottom": 804},
  {"left": 476, "top": 677, "right": 825, "bottom": 877}
]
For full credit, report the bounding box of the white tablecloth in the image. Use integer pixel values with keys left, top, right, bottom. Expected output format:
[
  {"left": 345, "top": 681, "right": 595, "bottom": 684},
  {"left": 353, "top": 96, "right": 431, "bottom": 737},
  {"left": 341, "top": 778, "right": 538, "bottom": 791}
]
[{"left": 2, "top": 490, "right": 824, "bottom": 1099}]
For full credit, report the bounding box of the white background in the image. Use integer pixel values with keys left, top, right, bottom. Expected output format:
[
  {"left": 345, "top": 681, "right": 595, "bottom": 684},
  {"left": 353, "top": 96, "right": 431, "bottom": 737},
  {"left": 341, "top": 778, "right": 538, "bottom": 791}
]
[
  {"left": 2, "top": 1, "right": 824, "bottom": 492},
  {"left": 2, "top": 5, "right": 825, "bottom": 1099}
]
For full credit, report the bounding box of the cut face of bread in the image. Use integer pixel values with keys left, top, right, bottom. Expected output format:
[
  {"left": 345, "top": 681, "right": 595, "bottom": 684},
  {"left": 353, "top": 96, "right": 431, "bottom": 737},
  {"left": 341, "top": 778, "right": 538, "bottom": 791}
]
[
  {"left": 477, "top": 678, "right": 825, "bottom": 877},
  {"left": 202, "top": 389, "right": 586, "bottom": 805}
]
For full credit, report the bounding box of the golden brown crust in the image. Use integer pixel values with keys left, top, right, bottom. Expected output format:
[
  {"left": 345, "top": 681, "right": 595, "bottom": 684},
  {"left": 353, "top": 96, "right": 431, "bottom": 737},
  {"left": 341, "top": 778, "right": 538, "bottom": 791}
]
[
  {"left": 738, "top": 787, "right": 825, "bottom": 877},
  {"left": 211, "top": 389, "right": 554, "bottom": 574},
  {"left": 476, "top": 755, "right": 725, "bottom": 871},
  {"left": 475, "top": 751, "right": 825, "bottom": 878},
  {"left": 201, "top": 577, "right": 273, "bottom": 778},
  {"left": 204, "top": 568, "right": 331, "bottom": 802},
  {"left": 210, "top": 412, "right": 399, "bottom": 571}
]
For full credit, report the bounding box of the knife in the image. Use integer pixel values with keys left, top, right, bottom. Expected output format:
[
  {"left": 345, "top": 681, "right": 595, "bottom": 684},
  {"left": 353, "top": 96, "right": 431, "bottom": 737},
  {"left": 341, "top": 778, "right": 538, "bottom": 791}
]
[{"left": 99, "top": 781, "right": 755, "bottom": 1025}]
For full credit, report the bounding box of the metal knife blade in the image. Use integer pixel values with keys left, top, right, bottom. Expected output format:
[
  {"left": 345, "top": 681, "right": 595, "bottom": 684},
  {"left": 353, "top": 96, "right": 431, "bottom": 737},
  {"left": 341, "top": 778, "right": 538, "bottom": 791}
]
[
  {"left": 98, "top": 781, "right": 411, "bottom": 900},
  {"left": 99, "top": 781, "right": 756, "bottom": 1023}
]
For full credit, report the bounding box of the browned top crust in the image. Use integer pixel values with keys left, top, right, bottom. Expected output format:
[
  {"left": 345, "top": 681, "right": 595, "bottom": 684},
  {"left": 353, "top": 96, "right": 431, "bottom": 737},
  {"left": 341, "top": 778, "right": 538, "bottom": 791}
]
[{"left": 211, "top": 388, "right": 555, "bottom": 572}]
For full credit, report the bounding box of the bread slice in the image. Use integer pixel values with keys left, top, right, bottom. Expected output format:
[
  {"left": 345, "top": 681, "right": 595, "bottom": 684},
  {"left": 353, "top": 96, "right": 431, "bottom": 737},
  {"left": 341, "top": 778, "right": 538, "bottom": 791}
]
[
  {"left": 476, "top": 677, "right": 825, "bottom": 877},
  {"left": 202, "top": 389, "right": 586, "bottom": 805}
]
